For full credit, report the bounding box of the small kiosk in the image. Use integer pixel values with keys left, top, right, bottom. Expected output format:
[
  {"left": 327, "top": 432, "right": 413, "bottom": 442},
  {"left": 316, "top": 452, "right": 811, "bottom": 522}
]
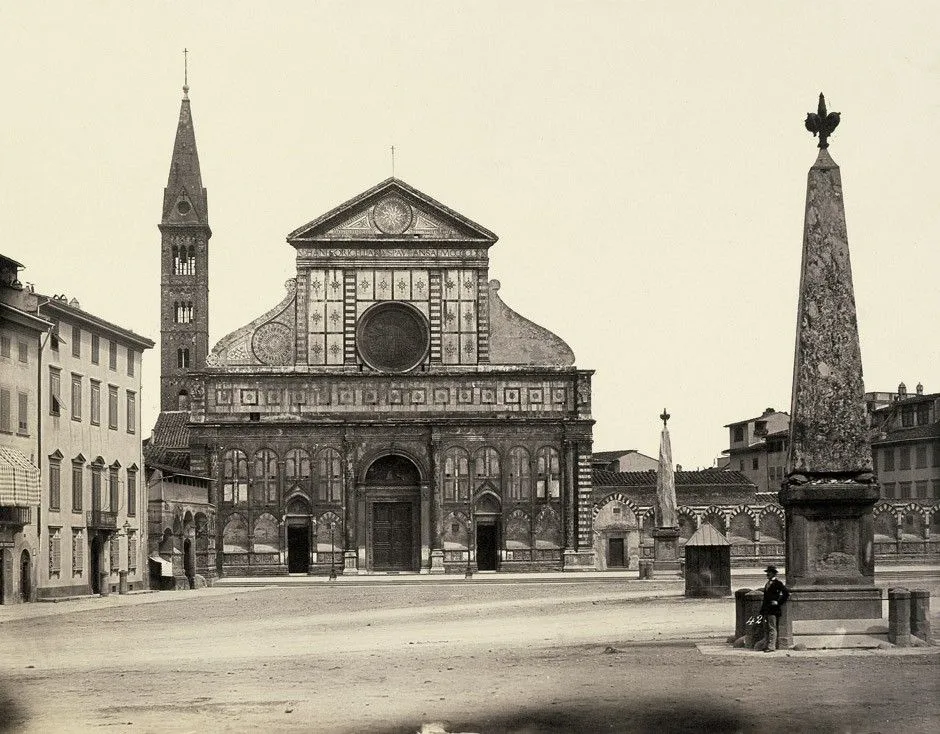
[{"left": 683, "top": 523, "right": 731, "bottom": 597}]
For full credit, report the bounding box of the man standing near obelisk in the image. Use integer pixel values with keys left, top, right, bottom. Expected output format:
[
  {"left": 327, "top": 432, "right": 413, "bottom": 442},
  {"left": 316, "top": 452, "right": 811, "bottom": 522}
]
[{"left": 778, "top": 94, "right": 881, "bottom": 639}]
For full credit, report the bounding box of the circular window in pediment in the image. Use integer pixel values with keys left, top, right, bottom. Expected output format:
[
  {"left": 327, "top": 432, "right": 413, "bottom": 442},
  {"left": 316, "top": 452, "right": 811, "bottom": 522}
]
[
  {"left": 176, "top": 200, "right": 192, "bottom": 215},
  {"left": 357, "top": 302, "right": 429, "bottom": 373}
]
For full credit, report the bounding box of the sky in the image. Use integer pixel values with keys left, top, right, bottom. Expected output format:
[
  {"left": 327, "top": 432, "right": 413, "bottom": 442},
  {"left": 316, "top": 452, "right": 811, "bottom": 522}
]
[{"left": 1, "top": 2, "right": 937, "bottom": 469}]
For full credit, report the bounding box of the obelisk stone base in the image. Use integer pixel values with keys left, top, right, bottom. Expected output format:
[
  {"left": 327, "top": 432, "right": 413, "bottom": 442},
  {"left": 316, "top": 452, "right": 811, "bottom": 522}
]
[
  {"left": 651, "top": 527, "right": 681, "bottom": 574},
  {"left": 780, "top": 480, "right": 881, "bottom": 621}
]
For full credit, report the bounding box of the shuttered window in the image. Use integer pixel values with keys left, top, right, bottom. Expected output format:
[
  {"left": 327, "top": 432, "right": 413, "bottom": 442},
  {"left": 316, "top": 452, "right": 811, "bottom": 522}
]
[
  {"left": 17, "top": 391, "right": 28, "bottom": 434},
  {"left": 72, "top": 529, "right": 84, "bottom": 574},
  {"left": 0, "top": 388, "right": 10, "bottom": 432},
  {"left": 49, "top": 457, "right": 61, "bottom": 510},
  {"left": 127, "top": 532, "right": 137, "bottom": 573},
  {"left": 49, "top": 528, "right": 62, "bottom": 576}
]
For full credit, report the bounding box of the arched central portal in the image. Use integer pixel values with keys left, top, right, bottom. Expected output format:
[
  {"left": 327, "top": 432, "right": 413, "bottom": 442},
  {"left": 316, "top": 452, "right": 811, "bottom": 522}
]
[{"left": 364, "top": 454, "right": 421, "bottom": 572}]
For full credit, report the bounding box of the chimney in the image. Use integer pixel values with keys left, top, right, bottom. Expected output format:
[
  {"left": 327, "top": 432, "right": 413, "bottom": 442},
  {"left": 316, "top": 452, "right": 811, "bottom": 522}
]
[
  {"left": 763, "top": 407, "right": 775, "bottom": 415},
  {"left": 916, "top": 383, "right": 924, "bottom": 396},
  {"left": 898, "top": 382, "right": 907, "bottom": 398}
]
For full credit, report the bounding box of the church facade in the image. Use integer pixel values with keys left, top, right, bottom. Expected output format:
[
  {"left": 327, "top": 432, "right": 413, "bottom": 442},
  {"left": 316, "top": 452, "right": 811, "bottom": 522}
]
[{"left": 153, "top": 89, "right": 595, "bottom": 578}]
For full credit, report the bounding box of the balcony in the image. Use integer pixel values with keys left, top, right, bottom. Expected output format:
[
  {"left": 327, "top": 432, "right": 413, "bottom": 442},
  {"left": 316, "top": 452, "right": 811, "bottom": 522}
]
[
  {"left": 87, "top": 509, "right": 118, "bottom": 530},
  {"left": 0, "top": 506, "right": 31, "bottom": 526}
]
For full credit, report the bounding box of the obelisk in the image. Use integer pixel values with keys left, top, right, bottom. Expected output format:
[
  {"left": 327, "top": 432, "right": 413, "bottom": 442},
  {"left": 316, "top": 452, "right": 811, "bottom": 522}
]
[
  {"left": 779, "top": 94, "right": 881, "bottom": 622},
  {"left": 651, "top": 409, "right": 680, "bottom": 573}
]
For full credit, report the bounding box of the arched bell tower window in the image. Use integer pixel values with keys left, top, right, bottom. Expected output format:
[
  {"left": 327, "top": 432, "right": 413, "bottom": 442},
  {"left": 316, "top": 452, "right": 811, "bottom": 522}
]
[
  {"left": 172, "top": 245, "right": 197, "bottom": 276},
  {"left": 177, "top": 348, "right": 190, "bottom": 369},
  {"left": 174, "top": 301, "right": 194, "bottom": 324},
  {"left": 177, "top": 390, "right": 190, "bottom": 411}
]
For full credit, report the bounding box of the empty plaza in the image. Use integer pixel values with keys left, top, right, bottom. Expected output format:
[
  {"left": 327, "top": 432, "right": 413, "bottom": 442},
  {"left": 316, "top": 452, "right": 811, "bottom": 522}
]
[{"left": 1, "top": 572, "right": 938, "bottom": 733}]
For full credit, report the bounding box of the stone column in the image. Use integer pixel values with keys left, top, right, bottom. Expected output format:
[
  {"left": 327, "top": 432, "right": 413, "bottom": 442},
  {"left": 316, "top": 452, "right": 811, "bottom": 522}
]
[
  {"left": 428, "top": 435, "right": 444, "bottom": 573},
  {"left": 563, "top": 439, "right": 577, "bottom": 550},
  {"left": 342, "top": 436, "right": 358, "bottom": 573}
]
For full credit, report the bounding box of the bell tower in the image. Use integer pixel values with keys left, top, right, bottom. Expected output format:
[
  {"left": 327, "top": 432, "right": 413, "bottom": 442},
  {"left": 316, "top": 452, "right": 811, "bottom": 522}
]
[{"left": 159, "top": 56, "right": 211, "bottom": 411}]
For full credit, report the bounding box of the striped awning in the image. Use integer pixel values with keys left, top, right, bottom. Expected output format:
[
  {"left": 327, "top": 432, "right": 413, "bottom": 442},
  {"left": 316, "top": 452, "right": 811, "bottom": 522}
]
[
  {"left": 0, "top": 446, "right": 41, "bottom": 507},
  {"left": 148, "top": 555, "right": 174, "bottom": 577}
]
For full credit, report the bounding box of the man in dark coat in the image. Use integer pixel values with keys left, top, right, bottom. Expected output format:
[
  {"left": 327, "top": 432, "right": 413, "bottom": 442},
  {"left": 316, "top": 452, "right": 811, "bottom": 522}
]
[{"left": 760, "top": 565, "right": 790, "bottom": 651}]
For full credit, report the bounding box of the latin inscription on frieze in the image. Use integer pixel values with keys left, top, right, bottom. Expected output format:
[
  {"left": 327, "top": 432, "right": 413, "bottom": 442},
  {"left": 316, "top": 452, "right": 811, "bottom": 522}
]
[{"left": 302, "top": 248, "right": 488, "bottom": 260}]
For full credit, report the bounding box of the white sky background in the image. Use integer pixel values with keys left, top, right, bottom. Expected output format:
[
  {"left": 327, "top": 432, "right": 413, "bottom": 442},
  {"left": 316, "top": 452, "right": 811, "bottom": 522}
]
[{"left": 1, "top": 2, "right": 937, "bottom": 469}]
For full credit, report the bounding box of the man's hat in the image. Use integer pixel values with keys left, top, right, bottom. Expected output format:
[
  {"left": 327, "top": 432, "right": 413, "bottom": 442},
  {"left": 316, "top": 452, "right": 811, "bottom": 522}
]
[{"left": 764, "top": 565, "right": 778, "bottom": 575}]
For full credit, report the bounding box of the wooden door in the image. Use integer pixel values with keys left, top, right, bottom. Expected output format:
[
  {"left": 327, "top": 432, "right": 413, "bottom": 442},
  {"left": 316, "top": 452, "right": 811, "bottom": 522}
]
[
  {"left": 608, "top": 537, "right": 625, "bottom": 567},
  {"left": 372, "top": 502, "right": 413, "bottom": 570}
]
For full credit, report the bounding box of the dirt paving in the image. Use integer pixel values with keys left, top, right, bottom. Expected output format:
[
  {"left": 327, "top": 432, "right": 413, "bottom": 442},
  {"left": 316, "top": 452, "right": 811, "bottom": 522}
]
[{"left": 1, "top": 575, "right": 938, "bottom": 734}]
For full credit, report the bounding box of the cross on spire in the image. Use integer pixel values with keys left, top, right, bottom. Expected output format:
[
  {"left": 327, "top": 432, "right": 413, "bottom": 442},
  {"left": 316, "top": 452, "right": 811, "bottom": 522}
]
[
  {"left": 660, "top": 409, "right": 670, "bottom": 428},
  {"left": 183, "top": 48, "right": 189, "bottom": 99}
]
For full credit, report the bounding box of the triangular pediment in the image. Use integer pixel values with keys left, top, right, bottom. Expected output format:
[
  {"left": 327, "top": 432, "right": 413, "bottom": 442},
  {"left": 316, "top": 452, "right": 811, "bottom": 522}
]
[
  {"left": 288, "top": 178, "right": 497, "bottom": 245},
  {"left": 162, "top": 186, "right": 205, "bottom": 226}
]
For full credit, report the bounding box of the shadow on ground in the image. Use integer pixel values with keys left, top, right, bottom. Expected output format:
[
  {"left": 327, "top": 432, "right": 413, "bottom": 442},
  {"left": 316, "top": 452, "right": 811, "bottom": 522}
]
[
  {"left": 369, "top": 697, "right": 857, "bottom": 734},
  {"left": 0, "top": 681, "right": 27, "bottom": 733}
]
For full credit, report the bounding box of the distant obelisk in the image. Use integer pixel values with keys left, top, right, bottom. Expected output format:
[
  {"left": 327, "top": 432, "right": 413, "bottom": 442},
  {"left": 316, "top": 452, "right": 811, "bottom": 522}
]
[
  {"left": 779, "top": 94, "right": 881, "bottom": 626},
  {"left": 652, "top": 409, "right": 680, "bottom": 573}
]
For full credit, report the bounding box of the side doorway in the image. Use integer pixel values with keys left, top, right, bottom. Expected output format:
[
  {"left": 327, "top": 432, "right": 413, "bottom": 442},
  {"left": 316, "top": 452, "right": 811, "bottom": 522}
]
[
  {"left": 19, "top": 550, "right": 31, "bottom": 602},
  {"left": 90, "top": 535, "right": 102, "bottom": 594},
  {"left": 608, "top": 537, "right": 626, "bottom": 568},
  {"left": 287, "top": 521, "right": 310, "bottom": 574},
  {"left": 475, "top": 521, "right": 499, "bottom": 571}
]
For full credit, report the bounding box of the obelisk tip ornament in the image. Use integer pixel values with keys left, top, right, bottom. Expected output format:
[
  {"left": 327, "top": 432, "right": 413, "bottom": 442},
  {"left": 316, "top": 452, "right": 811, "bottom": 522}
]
[{"left": 804, "top": 93, "right": 840, "bottom": 149}]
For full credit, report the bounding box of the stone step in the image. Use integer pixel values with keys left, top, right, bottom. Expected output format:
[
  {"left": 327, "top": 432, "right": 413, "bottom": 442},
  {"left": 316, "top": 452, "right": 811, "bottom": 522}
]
[
  {"left": 793, "top": 618, "right": 888, "bottom": 636},
  {"left": 794, "top": 633, "right": 889, "bottom": 649}
]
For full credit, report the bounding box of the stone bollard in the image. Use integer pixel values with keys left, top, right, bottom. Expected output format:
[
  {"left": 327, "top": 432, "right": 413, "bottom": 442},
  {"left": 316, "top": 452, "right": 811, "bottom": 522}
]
[
  {"left": 888, "top": 588, "right": 911, "bottom": 647},
  {"left": 743, "top": 590, "right": 764, "bottom": 648},
  {"left": 735, "top": 588, "right": 752, "bottom": 639},
  {"left": 118, "top": 570, "right": 128, "bottom": 595},
  {"left": 909, "top": 589, "right": 931, "bottom": 644}
]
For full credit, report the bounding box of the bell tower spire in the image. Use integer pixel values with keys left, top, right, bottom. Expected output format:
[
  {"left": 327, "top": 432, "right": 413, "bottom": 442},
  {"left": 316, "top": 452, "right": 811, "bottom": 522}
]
[{"left": 159, "top": 53, "right": 211, "bottom": 411}]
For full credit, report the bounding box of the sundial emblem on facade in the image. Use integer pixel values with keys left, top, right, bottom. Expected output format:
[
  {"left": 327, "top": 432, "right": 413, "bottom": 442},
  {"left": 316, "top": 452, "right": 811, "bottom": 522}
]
[
  {"left": 356, "top": 302, "right": 430, "bottom": 373},
  {"left": 372, "top": 196, "right": 413, "bottom": 234},
  {"left": 251, "top": 321, "right": 293, "bottom": 365}
]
